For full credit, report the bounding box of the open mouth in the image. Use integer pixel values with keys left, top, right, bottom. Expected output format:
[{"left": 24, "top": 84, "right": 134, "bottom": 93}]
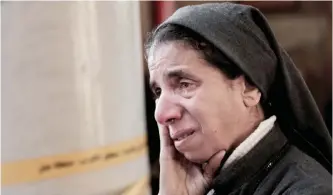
[{"left": 175, "top": 131, "right": 195, "bottom": 141}]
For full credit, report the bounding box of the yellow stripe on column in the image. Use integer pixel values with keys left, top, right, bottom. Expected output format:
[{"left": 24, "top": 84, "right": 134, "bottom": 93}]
[{"left": 1, "top": 136, "right": 147, "bottom": 186}]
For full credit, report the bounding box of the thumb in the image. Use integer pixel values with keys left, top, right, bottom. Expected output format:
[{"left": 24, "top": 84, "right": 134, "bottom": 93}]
[{"left": 203, "top": 150, "right": 226, "bottom": 180}]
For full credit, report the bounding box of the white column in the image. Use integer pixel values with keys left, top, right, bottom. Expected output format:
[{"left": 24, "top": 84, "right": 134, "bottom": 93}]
[{"left": 2, "top": 1, "right": 149, "bottom": 194}]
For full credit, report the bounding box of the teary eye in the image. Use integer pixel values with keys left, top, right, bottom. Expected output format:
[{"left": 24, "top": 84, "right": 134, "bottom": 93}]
[
  {"left": 179, "top": 82, "right": 190, "bottom": 89},
  {"left": 152, "top": 87, "right": 161, "bottom": 99}
]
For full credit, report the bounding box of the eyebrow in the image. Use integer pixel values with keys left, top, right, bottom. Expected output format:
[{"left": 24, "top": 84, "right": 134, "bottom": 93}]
[
  {"left": 149, "top": 68, "right": 198, "bottom": 91},
  {"left": 166, "top": 69, "right": 195, "bottom": 80}
]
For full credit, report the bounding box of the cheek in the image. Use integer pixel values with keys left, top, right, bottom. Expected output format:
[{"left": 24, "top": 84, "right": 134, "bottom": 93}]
[
  {"left": 184, "top": 94, "right": 224, "bottom": 134},
  {"left": 189, "top": 92, "right": 242, "bottom": 143}
]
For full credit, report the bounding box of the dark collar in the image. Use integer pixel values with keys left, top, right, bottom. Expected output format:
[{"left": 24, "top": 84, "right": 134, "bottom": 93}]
[{"left": 210, "top": 124, "right": 289, "bottom": 194}]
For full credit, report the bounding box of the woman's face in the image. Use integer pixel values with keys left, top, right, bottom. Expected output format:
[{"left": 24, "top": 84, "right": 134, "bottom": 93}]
[{"left": 148, "top": 42, "right": 261, "bottom": 163}]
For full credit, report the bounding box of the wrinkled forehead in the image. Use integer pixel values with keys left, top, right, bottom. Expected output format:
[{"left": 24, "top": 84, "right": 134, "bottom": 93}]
[
  {"left": 147, "top": 43, "right": 204, "bottom": 85},
  {"left": 148, "top": 43, "right": 178, "bottom": 70},
  {"left": 148, "top": 48, "right": 185, "bottom": 84},
  {"left": 147, "top": 42, "right": 202, "bottom": 73},
  {"left": 148, "top": 43, "right": 226, "bottom": 90}
]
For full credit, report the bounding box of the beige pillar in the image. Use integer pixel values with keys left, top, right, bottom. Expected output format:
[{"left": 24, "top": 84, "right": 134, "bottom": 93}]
[{"left": 2, "top": 1, "right": 149, "bottom": 194}]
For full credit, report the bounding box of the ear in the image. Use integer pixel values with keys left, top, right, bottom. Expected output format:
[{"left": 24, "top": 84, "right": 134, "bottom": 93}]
[{"left": 240, "top": 77, "right": 261, "bottom": 107}]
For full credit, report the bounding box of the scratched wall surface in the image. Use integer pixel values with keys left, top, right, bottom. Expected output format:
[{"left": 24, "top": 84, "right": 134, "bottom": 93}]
[{"left": 1, "top": 1, "right": 150, "bottom": 194}]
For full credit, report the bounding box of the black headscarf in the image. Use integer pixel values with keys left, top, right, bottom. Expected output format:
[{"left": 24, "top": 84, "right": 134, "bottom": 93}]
[{"left": 155, "top": 3, "right": 332, "bottom": 172}]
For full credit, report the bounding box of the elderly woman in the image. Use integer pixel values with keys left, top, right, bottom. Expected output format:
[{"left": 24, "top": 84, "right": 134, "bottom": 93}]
[{"left": 145, "top": 3, "right": 332, "bottom": 195}]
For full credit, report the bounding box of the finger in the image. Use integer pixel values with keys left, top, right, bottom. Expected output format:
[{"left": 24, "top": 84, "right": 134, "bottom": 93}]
[
  {"left": 203, "top": 150, "right": 226, "bottom": 180},
  {"left": 157, "top": 124, "right": 173, "bottom": 148}
]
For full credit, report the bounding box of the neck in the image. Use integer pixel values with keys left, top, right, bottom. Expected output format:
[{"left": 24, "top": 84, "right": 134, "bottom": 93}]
[{"left": 223, "top": 115, "right": 277, "bottom": 169}]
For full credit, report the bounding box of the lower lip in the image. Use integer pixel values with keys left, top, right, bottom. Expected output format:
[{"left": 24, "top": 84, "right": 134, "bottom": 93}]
[{"left": 174, "top": 131, "right": 196, "bottom": 150}]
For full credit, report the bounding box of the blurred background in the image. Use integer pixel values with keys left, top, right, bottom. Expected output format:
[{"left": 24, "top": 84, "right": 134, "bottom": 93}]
[{"left": 1, "top": 1, "right": 332, "bottom": 195}]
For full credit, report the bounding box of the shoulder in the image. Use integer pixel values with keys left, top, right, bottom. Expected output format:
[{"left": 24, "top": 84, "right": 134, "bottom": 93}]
[{"left": 257, "top": 146, "right": 332, "bottom": 195}]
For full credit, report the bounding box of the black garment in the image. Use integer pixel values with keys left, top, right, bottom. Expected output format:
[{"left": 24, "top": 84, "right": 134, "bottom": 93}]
[
  {"left": 210, "top": 124, "right": 332, "bottom": 195},
  {"left": 156, "top": 2, "right": 332, "bottom": 172}
]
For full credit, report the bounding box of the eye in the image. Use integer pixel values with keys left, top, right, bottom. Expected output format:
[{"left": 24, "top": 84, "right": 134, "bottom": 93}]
[
  {"left": 179, "top": 81, "right": 191, "bottom": 89},
  {"left": 176, "top": 79, "right": 197, "bottom": 97},
  {"left": 152, "top": 87, "right": 161, "bottom": 99}
]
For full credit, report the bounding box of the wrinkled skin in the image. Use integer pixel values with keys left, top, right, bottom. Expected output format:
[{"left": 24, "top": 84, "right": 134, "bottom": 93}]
[{"left": 148, "top": 42, "right": 264, "bottom": 195}]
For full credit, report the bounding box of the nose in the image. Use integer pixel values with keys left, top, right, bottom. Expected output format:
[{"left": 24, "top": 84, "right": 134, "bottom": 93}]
[{"left": 154, "top": 93, "right": 182, "bottom": 125}]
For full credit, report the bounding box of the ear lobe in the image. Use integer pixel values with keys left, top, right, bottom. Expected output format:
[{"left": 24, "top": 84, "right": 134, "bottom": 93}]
[{"left": 242, "top": 84, "right": 261, "bottom": 107}]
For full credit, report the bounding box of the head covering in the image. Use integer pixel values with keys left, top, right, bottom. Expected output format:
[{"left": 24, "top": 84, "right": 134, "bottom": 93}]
[{"left": 155, "top": 2, "right": 332, "bottom": 172}]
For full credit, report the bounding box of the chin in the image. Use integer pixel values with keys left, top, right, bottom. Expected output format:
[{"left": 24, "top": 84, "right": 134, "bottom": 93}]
[{"left": 183, "top": 151, "right": 209, "bottom": 164}]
